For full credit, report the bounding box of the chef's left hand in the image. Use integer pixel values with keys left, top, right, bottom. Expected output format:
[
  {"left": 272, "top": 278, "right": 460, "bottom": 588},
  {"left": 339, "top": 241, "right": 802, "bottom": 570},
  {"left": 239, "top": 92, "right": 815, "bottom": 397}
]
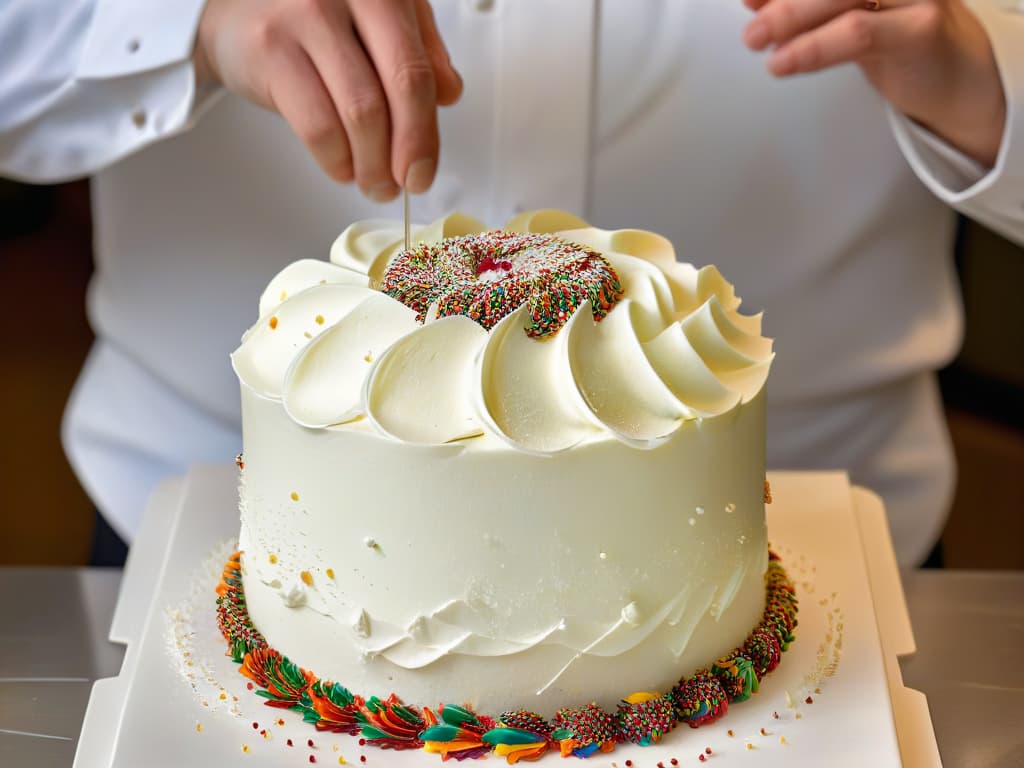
[{"left": 742, "top": 0, "right": 1006, "bottom": 167}]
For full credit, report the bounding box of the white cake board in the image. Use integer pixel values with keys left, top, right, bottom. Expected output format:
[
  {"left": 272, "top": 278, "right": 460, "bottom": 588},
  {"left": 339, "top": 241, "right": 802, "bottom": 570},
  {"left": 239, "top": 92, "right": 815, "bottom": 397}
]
[{"left": 74, "top": 467, "right": 941, "bottom": 767}]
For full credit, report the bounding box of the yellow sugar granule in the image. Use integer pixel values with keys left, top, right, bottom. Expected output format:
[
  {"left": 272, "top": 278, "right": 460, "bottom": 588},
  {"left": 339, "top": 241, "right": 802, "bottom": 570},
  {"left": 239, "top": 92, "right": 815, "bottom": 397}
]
[
  {"left": 291, "top": 491, "right": 300, "bottom": 501},
  {"left": 326, "top": 568, "right": 335, "bottom": 580},
  {"left": 269, "top": 554, "right": 278, "bottom": 564},
  {"left": 301, "top": 570, "right": 313, "bottom": 586},
  {"left": 269, "top": 316, "right": 278, "bottom": 330}
]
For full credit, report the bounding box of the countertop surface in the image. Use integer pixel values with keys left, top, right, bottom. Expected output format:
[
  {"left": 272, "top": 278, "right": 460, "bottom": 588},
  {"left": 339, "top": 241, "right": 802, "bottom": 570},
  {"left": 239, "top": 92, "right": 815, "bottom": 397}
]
[{"left": 1, "top": 567, "right": 1022, "bottom": 767}]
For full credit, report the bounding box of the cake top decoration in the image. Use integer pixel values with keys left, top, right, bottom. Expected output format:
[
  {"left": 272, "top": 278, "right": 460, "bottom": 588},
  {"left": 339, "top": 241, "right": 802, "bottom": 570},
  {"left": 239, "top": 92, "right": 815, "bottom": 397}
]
[
  {"left": 231, "top": 209, "right": 774, "bottom": 452},
  {"left": 379, "top": 230, "right": 624, "bottom": 338}
]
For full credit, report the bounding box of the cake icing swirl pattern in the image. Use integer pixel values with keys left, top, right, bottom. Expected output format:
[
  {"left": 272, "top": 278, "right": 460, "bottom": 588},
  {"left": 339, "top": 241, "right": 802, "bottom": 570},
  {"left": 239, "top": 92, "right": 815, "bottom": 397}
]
[{"left": 231, "top": 209, "right": 774, "bottom": 451}]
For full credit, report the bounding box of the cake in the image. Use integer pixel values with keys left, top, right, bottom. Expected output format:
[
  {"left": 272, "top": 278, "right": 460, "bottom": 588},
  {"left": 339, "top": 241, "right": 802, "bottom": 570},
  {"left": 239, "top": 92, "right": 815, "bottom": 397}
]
[{"left": 220, "top": 209, "right": 796, "bottom": 760}]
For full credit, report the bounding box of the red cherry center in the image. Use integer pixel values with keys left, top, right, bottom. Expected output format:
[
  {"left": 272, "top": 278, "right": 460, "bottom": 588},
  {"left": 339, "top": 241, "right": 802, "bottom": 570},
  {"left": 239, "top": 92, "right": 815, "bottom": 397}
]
[{"left": 476, "top": 256, "right": 513, "bottom": 277}]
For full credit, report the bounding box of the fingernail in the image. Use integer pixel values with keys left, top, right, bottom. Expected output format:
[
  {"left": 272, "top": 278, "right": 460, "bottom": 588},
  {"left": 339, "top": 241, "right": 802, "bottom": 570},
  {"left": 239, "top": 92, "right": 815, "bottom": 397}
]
[
  {"left": 405, "top": 158, "right": 436, "bottom": 195},
  {"left": 744, "top": 19, "right": 769, "bottom": 50},
  {"left": 769, "top": 50, "right": 796, "bottom": 76},
  {"left": 369, "top": 183, "right": 399, "bottom": 203}
]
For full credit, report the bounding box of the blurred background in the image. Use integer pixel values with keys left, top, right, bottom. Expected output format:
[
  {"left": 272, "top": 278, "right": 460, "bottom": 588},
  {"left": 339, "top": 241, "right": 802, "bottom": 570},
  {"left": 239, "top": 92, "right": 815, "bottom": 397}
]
[{"left": 0, "top": 178, "right": 1021, "bottom": 569}]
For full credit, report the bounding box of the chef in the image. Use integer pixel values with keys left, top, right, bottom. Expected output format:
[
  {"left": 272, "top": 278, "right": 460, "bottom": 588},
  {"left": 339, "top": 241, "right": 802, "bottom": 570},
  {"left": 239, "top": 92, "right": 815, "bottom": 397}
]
[{"left": 1, "top": 0, "right": 1021, "bottom": 565}]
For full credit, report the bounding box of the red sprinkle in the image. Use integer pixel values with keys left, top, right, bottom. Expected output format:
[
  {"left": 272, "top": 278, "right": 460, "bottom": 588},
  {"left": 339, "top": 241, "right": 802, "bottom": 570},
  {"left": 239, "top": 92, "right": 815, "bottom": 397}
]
[
  {"left": 246, "top": 683, "right": 254, "bottom": 690},
  {"left": 309, "top": 757, "right": 316, "bottom": 764},
  {"left": 626, "top": 762, "right": 633, "bottom": 767},
  {"left": 252, "top": 722, "right": 258, "bottom": 729},
  {"left": 706, "top": 747, "right": 713, "bottom": 754},
  {"left": 358, "top": 739, "right": 366, "bottom": 746},
  {"left": 286, "top": 739, "right": 293, "bottom": 747},
  {"left": 773, "top": 711, "right": 780, "bottom": 719},
  {"left": 700, "top": 754, "right": 707, "bottom": 762},
  {"left": 672, "top": 760, "right": 679, "bottom": 766},
  {"left": 308, "top": 739, "right": 315, "bottom": 748},
  {"left": 805, "top": 696, "right": 814, "bottom": 704},
  {"left": 360, "top": 757, "right": 367, "bottom": 764}
]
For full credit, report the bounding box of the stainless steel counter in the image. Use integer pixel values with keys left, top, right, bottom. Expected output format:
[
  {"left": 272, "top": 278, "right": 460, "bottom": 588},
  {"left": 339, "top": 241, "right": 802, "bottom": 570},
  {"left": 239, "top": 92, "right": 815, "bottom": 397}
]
[{"left": 0, "top": 568, "right": 1021, "bottom": 767}]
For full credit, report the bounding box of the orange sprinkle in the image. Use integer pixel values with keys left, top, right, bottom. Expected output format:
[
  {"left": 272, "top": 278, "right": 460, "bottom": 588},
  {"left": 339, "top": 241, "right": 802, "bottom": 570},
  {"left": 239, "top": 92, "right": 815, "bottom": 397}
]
[
  {"left": 291, "top": 491, "right": 300, "bottom": 501},
  {"left": 269, "top": 554, "right": 278, "bottom": 564},
  {"left": 301, "top": 570, "right": 313, "bottom": 586},
  {"left": 760, "top": 727, "right": 768, "bottom": 736},
  {"left": 278, "top": 719, "right": 286, "bottom": 726},
  {"left": 727, "top": 730, "right": 734, "bottom": 737},
  {"left": 269, "top": 316, "right": 279, "bottom": 330},
  {"left": 795, "top": 712, "right": 803, "bottom": 719},
  {"left": 219, "top": 693, "right": 227, "bottom": 700},
  {"left": 326, "top": 568, "right": 335, "bottom": 580},
  {"left": 746, "top": 743, "right": 755, "bottom": 750},
  {"left": 315, "top": 315, "right": 325, "bottom": 325}
]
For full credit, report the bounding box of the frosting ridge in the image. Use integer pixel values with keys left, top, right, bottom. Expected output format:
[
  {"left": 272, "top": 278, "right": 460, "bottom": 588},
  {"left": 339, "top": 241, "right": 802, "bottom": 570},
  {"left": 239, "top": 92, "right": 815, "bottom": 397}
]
[{"left": 233, "top": 210, "right": 774, "bottom": 453}]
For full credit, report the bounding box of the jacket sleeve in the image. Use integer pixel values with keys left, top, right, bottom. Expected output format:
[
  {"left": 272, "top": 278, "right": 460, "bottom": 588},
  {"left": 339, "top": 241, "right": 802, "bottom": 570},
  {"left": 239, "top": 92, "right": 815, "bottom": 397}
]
[
  {"left": 0, "top": 0, "right": 217, "bottom": 183},
  {"left": 888, "top": 0, "right": 1024, "bottom": 247}
]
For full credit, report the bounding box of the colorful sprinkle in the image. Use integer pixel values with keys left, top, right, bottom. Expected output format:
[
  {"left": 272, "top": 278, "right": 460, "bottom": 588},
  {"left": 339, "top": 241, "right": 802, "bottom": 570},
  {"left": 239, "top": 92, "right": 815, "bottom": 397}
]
[
  {"left": 380, "top": 231, "right": 624, "bottom": 339},
  {"left": 215, "top": 550, "right": 799, "bottom": 764},
  {"left": 269, "top": 316, "right": 278, "bottom": 330},
  {"left": 291, "top": 491, "right": 300, "bottom": 501}
]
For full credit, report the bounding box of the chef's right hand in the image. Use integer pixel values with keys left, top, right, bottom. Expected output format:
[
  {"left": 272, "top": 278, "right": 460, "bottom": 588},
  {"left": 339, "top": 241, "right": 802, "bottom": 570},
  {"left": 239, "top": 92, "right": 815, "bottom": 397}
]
[{"left": 193, "top": 0, "right": 463, "bottom": 201}]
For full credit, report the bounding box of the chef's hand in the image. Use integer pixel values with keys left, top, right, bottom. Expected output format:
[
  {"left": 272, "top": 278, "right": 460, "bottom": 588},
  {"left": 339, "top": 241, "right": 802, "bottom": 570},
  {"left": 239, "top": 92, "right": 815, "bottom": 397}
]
[
  {"left": 194, "top": 0, "right": 462, "bottom": 200},
  {"left": 742, "top": 0, "right": 1005, "bottom": 167}
]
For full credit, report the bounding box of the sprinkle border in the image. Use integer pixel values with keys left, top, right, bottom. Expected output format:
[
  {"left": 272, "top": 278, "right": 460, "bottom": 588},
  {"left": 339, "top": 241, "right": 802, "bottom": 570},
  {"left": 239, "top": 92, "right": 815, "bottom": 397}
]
[{"left": 215, "top": 551, "right": 797, "bottom": 762}]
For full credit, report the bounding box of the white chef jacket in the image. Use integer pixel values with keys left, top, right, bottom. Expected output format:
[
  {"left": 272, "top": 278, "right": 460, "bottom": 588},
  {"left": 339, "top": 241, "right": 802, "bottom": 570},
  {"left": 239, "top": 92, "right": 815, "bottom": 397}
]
[{"left": 2, "top": 1, "right": 1022, "bottom": 566}]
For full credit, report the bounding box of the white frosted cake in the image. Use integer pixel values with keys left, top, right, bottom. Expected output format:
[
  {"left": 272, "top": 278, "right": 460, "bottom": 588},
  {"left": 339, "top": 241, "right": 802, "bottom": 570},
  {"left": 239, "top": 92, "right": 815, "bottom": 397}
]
[{"left": 220, "top": 210, "right": 795, "bottom": 760}]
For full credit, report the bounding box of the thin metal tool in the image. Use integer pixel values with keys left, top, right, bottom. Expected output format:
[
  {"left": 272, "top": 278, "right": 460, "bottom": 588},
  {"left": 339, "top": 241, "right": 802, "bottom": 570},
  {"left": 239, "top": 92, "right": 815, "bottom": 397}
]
[{"left": 403, "top": 188, "right": 411, "bottom": 252}]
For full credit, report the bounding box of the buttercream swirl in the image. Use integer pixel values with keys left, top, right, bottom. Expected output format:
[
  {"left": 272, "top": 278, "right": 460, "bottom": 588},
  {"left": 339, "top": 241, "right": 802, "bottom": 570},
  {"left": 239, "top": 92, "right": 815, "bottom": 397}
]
[{"left": 232, "top": 210, "right": 773, "bottom": 452}]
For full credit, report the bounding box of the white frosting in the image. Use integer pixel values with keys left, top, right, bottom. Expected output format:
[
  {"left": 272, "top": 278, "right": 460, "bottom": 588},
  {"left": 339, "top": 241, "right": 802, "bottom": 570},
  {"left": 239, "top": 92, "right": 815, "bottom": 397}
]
[
  {"left": 232, "top": 212, "right": 774, "bottom": 452},
  {"left": 234, "top": 210, "right": 774, "bottom": 713}
]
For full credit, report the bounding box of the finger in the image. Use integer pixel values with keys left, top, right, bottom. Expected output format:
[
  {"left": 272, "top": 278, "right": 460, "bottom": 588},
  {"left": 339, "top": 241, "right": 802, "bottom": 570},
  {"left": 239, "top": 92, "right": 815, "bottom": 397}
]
[
  {"left": 767, "top": 8, "right": 910, "bottom": 76},
  {"left": 415, "top": 0, "right": 463, "bottom": 107},
  {"left": 744, "top": 0, "right": 866, "bottom": 51},
  {"left": 301, "top": 4, "right": 398, "bottom": 201},
  {"left": 267, "top": 44, "right": 354, "bottom": 183},
  {"left": 350, "top": 0, "right": 440, "bottom": 194}
]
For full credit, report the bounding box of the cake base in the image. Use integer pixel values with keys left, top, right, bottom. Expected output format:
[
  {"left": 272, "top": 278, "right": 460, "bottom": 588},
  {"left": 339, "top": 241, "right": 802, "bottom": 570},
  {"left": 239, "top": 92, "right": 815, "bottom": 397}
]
[
  {"left": 214, "top": 548, "right": 795, "bottom": 760},
  {"left": 74, "top": 468, "right": 937, "bottom": 768}
]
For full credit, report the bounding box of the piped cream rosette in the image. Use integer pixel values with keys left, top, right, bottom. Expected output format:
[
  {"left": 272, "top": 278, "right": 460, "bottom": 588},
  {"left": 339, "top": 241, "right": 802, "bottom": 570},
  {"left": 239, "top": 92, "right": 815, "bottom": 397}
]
[{"left": 232, "top": 210, "right": 773, "bottom": 453}]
